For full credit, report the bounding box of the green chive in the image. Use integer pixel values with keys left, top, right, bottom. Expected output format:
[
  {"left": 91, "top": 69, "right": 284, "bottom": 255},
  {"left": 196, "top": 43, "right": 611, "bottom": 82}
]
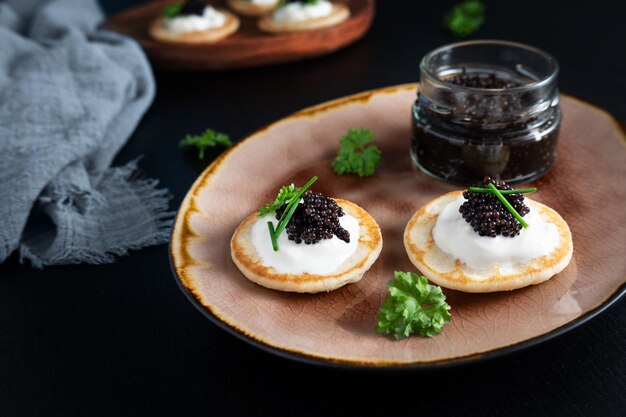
[
  {"left": 272, "top": 199, "right": 301, "bottom": 251},
  {"left": 274, "top": 176, "right": 317, "bottom": 236},
  {"left": 469, "top": 187, "right": 537, "bottom": 194},
  {"left": 268, "top": 222, "right": 278, "bottom": 252},
  {"left": 276, "top": 176, "right": 317, "bottom": 226},
  {"left": 269, "top": 176, "right": 318, "bottom": 251},
  {"left": 163, "top": 2, "right": 183, "bottom": 18},
  {"left": 487, "top": 183, "right": 529, "bottom": 228}
]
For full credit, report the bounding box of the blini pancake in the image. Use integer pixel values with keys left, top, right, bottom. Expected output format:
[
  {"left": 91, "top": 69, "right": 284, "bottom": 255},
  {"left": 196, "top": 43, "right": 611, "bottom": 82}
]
[
  {"left": 149, "top": 10, "right": 240, "bottom": 44},
  {"left": 258, "top": 3, "right": 349, "bottom": 33},
  {"left": 404, "top": 191, "right": 573, "bottom": 293},
  {"left": 231, "top": 199, "right": 382, "bottom": 293},
  {"left": 227, "top": 0, "right": 277, "bottom": 16}
]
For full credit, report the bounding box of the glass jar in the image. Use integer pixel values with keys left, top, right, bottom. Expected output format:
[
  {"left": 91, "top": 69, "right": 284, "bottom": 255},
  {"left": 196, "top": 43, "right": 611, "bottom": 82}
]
[{"left": 411, "top": 40, "right": 561, "bottom": 184}]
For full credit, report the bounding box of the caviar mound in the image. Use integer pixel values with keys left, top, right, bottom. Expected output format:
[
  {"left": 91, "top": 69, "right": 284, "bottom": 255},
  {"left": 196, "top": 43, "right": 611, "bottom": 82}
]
[
  {"left": 404, "top": 191, "right": 573, "bottom": 293},
  {"left": 231, "top": 199, "right": 382, "bottom": 293},
  {"left": 180, "top": 0, "right": 207, "bottom": 16},
  {"left": 459, "top": 177, "right": 530, "bottom": 238},
  {"left": 276, "top": 190, "right": 349, "bottom": 245}
]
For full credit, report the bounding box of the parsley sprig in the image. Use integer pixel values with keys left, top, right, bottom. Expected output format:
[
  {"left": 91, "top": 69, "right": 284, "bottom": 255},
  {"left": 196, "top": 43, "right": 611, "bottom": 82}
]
[
  {"left": 331, "top": 128, "right": 381, "bottom": 177},
  {"left": 376, "top": 272, "right": 451, "bottom": 339},
  {"left": 163, "top": 2, "right": 183, "bottom": 18},
  {"left": 179, "top": 129, "right": 232, "bottom": 159},
  {"left": 259, "top": 176, "right": 318, "bottom": 251},
  {"left": 258, "top": 184, "right": 298, "bottom": 216},
  {"left": 444, "top": 0, "right": 485, "bottom": 37}
]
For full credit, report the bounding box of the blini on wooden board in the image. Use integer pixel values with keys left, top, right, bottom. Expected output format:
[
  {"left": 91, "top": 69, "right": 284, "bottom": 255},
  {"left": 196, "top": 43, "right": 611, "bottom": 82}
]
[
  {"left": 258, "top": 3, "right": 350, "bottom": 33},
  {"left": 227, "top": 0, "right": 277, "bottom": 16},
  {"left": 149, "top": 10, "right": 240, "bottom": 44}
]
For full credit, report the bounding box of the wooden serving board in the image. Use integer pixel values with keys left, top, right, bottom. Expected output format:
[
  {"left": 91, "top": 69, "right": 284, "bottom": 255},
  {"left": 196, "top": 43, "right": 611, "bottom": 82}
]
[{"left": 105, "top": 0, "right": 375, "bottom": 71}]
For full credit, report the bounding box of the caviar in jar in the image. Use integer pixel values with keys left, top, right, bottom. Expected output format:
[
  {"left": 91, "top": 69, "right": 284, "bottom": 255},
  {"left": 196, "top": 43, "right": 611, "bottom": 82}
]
[{"left": 411, "top": 40, "right": 561, "bottom": 184}]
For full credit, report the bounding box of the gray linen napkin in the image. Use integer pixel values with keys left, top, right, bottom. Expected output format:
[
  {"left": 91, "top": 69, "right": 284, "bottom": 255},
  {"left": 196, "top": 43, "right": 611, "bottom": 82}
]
[{"left": 0, "top": 0, "right": 172, "bottom": 267}]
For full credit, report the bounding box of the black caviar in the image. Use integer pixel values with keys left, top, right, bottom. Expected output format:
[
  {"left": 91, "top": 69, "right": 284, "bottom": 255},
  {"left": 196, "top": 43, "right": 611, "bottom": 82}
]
[
  {"left": 447, "top": 67, "right": 522, "bottom": 89},
  {"left": 275, "top": 190, "right": 350, "bottom": 245},
  {"left": 180, "top": 0, "right": 206, "bottom": 16},
  {"left": 459, "top": 177, "right": 530, "bottom": 238}
]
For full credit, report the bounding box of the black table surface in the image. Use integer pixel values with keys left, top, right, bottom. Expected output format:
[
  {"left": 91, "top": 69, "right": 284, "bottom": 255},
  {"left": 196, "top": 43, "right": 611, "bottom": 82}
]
[{"left": 2, "top": 1, "right": 625, "bottom": 416}]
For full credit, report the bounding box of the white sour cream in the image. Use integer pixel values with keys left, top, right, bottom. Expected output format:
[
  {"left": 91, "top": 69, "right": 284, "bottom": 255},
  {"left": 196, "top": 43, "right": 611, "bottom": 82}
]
[
  {"left": 251, "top": 213, "right": 360, "bottom": 275},
  {"left": 432, "top": 196, "right": 560, "bottom": 271},
  {"left": 273, "top": 0, "right": 333, "bottom": 23},
  {"left": 164, "top": 6, "right": 226, "bottom": 34},
  {"left": 249, "top": 0, "right": 278, "bottom": 6}
]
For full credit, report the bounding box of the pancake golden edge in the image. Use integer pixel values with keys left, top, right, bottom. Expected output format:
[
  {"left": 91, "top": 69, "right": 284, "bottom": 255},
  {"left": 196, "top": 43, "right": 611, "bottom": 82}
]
[
  {"left": 149, "top": 10, "right": 240, "bottom": 44},
  {"left": 404, "top": 191, "right": 573, "bottom": 293},
  {"left": 258, "top": 3, "right": 350, "bottom": 33},
  {"left": 231, "top": 199, "right": 382, "bottom": 293},
  {"left": 227, "top": 0, "right": 276, "bottom": 16}
]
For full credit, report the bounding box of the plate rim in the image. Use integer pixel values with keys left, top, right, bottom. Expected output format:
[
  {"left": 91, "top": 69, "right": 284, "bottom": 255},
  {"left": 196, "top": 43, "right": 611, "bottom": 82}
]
[{"left": 169, "top": 83, "right": 626, "bottom": 370}]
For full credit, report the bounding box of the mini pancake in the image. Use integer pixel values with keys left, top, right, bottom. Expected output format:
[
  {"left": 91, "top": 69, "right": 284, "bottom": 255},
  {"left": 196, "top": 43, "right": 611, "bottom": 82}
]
[
  {"left": 404, "top": 191, "right": 573, "bottom": 293},
  {"left": 227, "top": 0, "right": 277, "bottom": 16},
  {"left": 231, "top": 199, "right": 382, "bottom": 293},
  {"left": 149, "top": 10, "right": 240, "bottom": 44},
  {"left": 258, "top": 3, "right": 349, "bottom": 33}
]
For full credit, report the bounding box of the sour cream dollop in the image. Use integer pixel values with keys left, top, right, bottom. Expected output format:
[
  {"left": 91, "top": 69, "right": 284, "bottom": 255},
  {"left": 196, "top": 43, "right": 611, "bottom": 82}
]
[
  {"left": 251, "top": 213, "right": 360, "bottom": 275},
  {"left": 164, "top": 6, "right": 226, "bottom": 34},
  {"left": 432, "top": 196, "right": 560, "bottom": 271},
  {"left": 273, "top": 0, "right": 333, "bottom": 23},
  {"left": 250, "top": 0, "right": 278, "bottom": 6}
]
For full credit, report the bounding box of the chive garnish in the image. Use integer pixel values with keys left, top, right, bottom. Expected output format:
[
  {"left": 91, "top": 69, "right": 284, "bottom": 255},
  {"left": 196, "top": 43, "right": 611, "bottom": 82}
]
[
  {"left": 275, "top": 176, "right": 317, "bottom": 232},
  {"left": 487, "top": 183, "right": 529, "bottom": 228},
  {"left": 163, "top": 2, "right": 183, "bottom": 18},
  {"left": 469, "top": 187, "right": 537, "bottom": 195},
  {"left": 268, "top": 222, "right": 278, "bottom": 252},
  {"left": 268, "top": 176, "right": 318, "bottom": 251},
  {"left": 274, "top": 195, "right": 303, "bottom": 238}
]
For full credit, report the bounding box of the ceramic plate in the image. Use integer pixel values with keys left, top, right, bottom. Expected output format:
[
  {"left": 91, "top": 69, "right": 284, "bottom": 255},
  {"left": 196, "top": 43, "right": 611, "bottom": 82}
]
[
  {"left": 106, "top": 0, "right": 374, "bottom": 71},
  {"left": 170, "top": 84, "right": 626, "bottom": 368}
]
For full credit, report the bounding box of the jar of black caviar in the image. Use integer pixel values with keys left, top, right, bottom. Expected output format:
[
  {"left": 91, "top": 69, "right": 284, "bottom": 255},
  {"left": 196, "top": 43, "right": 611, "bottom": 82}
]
[{"left": 411, "top": 40, "right": 561, "bottom": 184}]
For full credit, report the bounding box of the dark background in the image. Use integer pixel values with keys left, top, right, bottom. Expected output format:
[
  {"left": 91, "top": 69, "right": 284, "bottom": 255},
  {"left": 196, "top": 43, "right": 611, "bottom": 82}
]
[{"left": 1, "top": 0, "right": 625, "bottom": 415}]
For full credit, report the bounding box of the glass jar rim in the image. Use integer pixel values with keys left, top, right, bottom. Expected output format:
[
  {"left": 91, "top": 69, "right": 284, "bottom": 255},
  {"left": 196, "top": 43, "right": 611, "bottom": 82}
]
[{"left": 420, "top": 40, "right": 559, "bottom": 94}]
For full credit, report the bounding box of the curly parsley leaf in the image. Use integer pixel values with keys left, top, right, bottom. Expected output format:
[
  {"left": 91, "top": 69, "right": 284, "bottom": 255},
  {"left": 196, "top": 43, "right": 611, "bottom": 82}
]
[
  {"left": 331, "top": 128, "right": 381, "bottom": 177},
  {"left": 179, "top": 129, "right": 232, "bottom": 159},
  {"left": 257, "top": 183, "right": 298, "bottom": 216},
  {"left": 375, "top": 271, "right": 452, "bottom": 339},
  {"left": 163, "top": 2, "right": 183, "bottom": 18},
  {"left": 444, "top": 0, "right": 485, "bottom": 37}
]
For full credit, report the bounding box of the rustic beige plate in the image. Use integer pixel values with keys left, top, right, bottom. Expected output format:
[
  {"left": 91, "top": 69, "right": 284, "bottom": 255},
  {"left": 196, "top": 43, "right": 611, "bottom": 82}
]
[{"left": 170, "top": 84, "right": 626, "bottom": 368}]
